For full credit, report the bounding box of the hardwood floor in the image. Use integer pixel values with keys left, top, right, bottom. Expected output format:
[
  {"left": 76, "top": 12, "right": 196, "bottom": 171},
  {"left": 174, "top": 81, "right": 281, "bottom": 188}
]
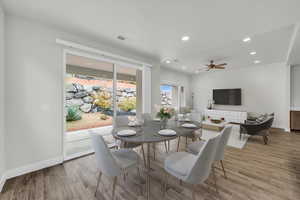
[{"left": 1, "top": 129, "right": 300, "bottom": 200}]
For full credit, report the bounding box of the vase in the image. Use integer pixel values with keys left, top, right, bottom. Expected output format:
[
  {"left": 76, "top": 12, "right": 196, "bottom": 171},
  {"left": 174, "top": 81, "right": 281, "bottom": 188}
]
[{"left": 160, "top": 118, "right": 168, "bottom": 129}]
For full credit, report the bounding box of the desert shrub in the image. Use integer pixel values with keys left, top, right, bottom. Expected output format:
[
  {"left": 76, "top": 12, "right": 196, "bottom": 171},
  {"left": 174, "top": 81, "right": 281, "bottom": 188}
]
[
  {"left": 66, "top": 106, "right": 82, "bottom": 121},
  {"left": 92, "top": 91, "right": 112, "bottom": 111},
  {"left": 99, "top": 113, "right": 109, "bottom": 120},
  {"left": 118, "top": 97, "right": 136, "bottom": 112}
]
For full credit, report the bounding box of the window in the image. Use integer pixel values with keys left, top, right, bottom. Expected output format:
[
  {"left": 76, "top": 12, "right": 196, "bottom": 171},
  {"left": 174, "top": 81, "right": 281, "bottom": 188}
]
[{"left": 160, "top": 84, "right": 185, "bottom": 110}]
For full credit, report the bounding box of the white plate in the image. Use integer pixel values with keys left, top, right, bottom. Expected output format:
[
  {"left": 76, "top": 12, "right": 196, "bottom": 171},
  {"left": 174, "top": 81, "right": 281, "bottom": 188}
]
[
  {"left": 128, "top": 122, "right": 140, "bottom": 127},
  {"left": 179, "top": 118, "right": 191, "bottom": 122},
  {"left": 158, "top": 129, "right": 176, "bottom": 136},
  {"left": 117, "top": 130, "right": 136, "bottom": 136},
  {"left": 181, "top": 123, "right": 197, "bottom": 128}
]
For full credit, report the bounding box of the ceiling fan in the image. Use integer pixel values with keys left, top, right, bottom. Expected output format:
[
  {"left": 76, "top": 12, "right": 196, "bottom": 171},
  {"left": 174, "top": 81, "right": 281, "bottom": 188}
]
[{"left": 199, "top": 60, "right": 227, "bottom": 72}]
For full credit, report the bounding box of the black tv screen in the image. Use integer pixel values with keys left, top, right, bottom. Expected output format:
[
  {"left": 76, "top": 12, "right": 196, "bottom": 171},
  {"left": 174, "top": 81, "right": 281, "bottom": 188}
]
[{"left": 213, "top": 89, "right": 241, "bottom": 105}]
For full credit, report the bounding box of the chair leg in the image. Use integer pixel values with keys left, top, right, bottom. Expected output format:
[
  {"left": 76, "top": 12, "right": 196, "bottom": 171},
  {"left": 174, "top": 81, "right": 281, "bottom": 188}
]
[
  {"left": 177, "top": 136, "right": 181, "bottom": 152},
  {"left": 164, "top": 141, "right": 168, "bottom": 153},
  {"left": 95, "top": 171, "right": 102, "bottom": 197},
  {"left": 212, "top": 165, "right": 218, "bottom": 193},
  {"left": 192, "top": 184, "right": 196, "bottom": 200},
  {"left": 141, "top": 144, "right": 147, "bottom": 167},
  {"left": 168, "top": 140, "right": 170, "bottom": 152},
  {"left": 153, "top": 143, "right": 156, "bottom": 160},
  {"left": 137, "top": 167, "right": 141, "bottom": 178},
  {"left": 123, "top": 171, "right": 126, "bottom": 182},
  {"left": 112, "top": 176, "right": 117, "bottom": 200},
  {"left": 163, "top": 172, "right": 168, "bottom": 197},
  {"left": 137, "top": 167, "right": 143, "bottom": 195},
  {"left": 185, "top": 136, "right": 188, "bottom": 148},
  {"left": 220, "top": 160, "right": 227, "bottom": 179}
]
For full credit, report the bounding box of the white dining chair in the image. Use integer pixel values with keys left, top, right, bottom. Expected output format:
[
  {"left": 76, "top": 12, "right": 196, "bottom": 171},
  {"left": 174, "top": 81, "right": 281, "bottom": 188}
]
[
  {"left": 176, "top": 112, "right": 203, "bottom": 152},
  {"left": 141, "top": 113, "right": 152, "bottom": 124},
  {"left": 90, "top": 132, "right": 142, "bottom": 199},
  {"left": 163, "top": 134, "right": 222, "bottom": 200},
  {"left": 115, "top": 115, "right": 146, "bottom": 166},
  {"left": 187, "top": 125, "right": 233, "bottom": 178}
]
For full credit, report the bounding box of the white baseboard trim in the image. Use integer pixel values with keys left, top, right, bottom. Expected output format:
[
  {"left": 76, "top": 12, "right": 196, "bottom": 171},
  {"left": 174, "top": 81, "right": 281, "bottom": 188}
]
[
  {"left": 284, "top": 128, "right": 291, "bottom": 132},
  {"left": 64, "top": 150, "right": 94, "bottom": 161},
  {"left": 0, "top": 173, "right": 7, "bottom": 193},
  {"left": 5, "top": 156, "right": 63, "bottom": 180}
]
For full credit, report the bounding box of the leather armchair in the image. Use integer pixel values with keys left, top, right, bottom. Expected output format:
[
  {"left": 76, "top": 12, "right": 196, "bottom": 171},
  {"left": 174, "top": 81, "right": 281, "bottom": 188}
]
[{"left": 240, "top": 115, "right": 274, "bottom": 144}]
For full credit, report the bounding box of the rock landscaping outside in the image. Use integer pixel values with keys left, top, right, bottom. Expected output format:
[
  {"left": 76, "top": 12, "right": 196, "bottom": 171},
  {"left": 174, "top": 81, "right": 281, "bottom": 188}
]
[
  {"left": 65, "top": 74, "right": 136, "bottom": 132},
  {"left": 160, "top": 85, "right": 172, "bottom": 106}
]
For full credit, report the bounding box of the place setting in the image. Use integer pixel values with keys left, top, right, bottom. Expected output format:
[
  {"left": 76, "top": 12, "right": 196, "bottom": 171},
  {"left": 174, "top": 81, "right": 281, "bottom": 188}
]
[
  {"left": 116, "top": 129, "right": 137, "bottom": 137},
  {"left": 181, "top": 123, "right": 197, "bottom": 128},
  {"left": 157, "top": 129, "right": 177, "bottom": 136}
]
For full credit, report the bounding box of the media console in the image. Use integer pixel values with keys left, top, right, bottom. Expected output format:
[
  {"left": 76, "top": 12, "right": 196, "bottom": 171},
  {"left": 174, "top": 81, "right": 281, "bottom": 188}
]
[{"left": 204, "top": 109, "right": 247, "bottom": 124}]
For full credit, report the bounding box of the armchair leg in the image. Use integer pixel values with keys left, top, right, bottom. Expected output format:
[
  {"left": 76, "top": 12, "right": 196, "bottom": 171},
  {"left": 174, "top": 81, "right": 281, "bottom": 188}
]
[{"left": 263, "top": 135, "right": 269, "bottom": 145}]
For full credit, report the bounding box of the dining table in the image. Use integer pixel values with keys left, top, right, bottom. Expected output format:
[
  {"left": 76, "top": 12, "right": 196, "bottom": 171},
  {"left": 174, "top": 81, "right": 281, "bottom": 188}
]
[{"left": 112, "top": 119, "right": 201, "bottom": 200}]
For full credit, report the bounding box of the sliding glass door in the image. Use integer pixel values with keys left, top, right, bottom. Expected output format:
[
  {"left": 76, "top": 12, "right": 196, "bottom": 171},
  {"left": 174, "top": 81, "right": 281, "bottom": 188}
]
[{"left": 64, "top": 52, "right": 143, "bottom": 160}]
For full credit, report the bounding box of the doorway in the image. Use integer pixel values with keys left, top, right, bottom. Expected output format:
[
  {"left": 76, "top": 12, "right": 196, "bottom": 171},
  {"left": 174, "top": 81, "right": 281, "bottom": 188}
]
[{"left": 160, "top": 84, "right": 185, "bottom": 111}]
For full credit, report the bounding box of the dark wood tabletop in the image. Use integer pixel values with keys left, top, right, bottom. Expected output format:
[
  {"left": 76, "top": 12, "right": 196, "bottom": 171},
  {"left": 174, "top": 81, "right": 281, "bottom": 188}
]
[{"left": 112, "top": 120, "right": 201, "bottom": 144}]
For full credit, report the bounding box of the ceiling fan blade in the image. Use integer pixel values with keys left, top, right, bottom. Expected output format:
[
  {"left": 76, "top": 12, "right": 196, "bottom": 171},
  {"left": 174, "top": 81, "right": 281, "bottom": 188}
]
[
  {"left": 215, "top": 63, "right": 227, "bottom": 67},
  {"left": 214, "top": 66, "right": 225, "bottom": 69},
  {"left": 205, "top": 66, "right": 212, "bottom": 71}
]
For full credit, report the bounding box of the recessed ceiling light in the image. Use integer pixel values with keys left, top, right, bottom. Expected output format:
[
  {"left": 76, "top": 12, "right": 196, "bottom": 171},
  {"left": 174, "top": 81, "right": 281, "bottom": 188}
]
[
  {"left": 250, "top": 51, "right": 256, "bottom": 55},
  {"left": 254, "top": 60, "right": 261, "bottom": 64},
  {"left": 243, "top": 37, "right": 251, "bottom": 42},
  {"left": 181, "top": 36, "right": 190, "bottom": 41},
  {"left": 165, "top": 60, "right": 171, "bottom": 64},
  {"left": 182, "top": 66, "right": 187, "bottom": 70}
]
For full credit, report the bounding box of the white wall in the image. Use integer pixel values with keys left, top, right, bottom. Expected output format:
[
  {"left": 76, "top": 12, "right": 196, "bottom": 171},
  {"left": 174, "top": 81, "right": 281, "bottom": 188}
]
[
  {"left": 291, "top": 65, "right": 300, "bottom": 108},
  {"left": 0, "top": 2, "right": 6, "bottom": 184},
  {"left": 5, "top": 15, "right": 159, "bottom": 171},
  {"left": 191, "top": 63, "right": 290, "bottom": 129},
  {"left": 160, "top": 67, "right": 192, "bottom": 107}
]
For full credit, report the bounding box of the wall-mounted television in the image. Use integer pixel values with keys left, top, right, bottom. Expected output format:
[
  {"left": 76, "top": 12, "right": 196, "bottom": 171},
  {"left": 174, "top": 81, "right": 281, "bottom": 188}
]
[{"left": 213, "top": 88, "right": 241, "bottom": 105}]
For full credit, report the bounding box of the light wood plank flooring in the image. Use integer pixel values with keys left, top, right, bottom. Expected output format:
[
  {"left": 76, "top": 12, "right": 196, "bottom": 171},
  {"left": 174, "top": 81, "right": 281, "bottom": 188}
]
[{"left": 1, "top": 129, "right": 300, "bottom": 200}]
